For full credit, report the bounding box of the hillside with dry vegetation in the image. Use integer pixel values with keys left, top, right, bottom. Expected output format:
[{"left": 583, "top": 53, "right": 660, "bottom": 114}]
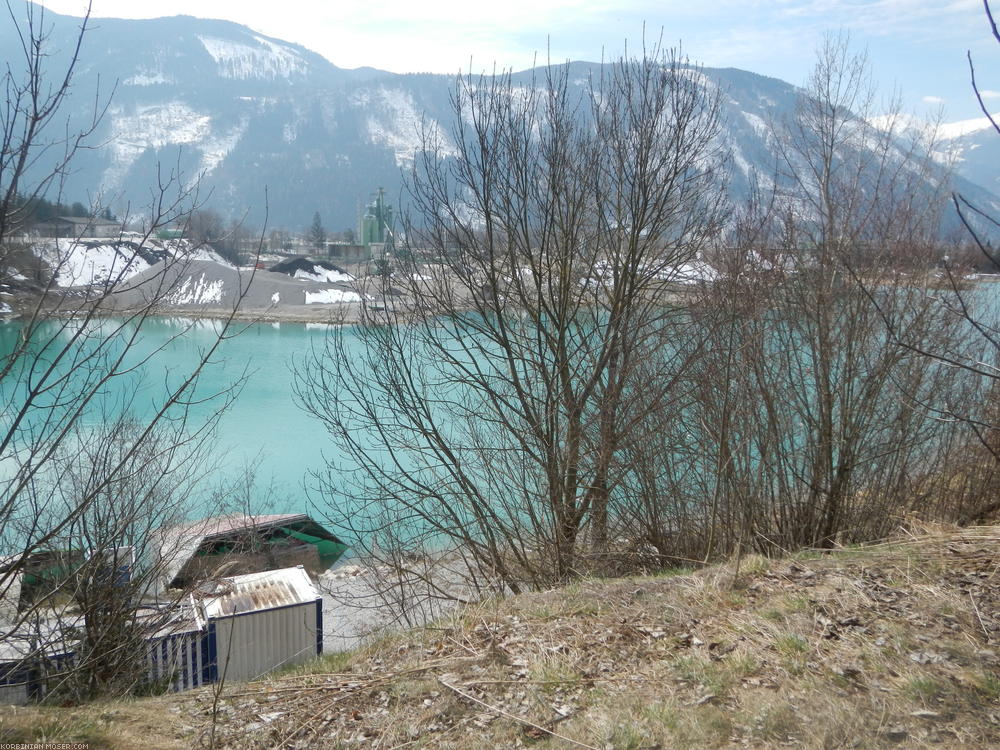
[{"left": 2, "top": 523, "right": 997, "bottom": 749}]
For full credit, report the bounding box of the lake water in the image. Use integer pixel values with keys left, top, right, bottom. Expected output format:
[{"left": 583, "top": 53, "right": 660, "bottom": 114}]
[
  {"left": 0, "top": 317, "right": 355, "bottom": 522},
  {"left": 194, "top": 321, "right": 346, "bottom": 511},
  {"left": 6, "top": 280, "right": 994, "bottom": 540}
]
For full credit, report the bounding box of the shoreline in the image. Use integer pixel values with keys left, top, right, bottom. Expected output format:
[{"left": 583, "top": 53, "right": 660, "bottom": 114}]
[{"left": 6, "top": 264, "right": 997, "bottom": 327}]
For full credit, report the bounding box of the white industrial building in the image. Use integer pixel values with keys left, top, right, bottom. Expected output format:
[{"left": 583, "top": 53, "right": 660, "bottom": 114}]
[{"left": 0, "top": 566, "right": 323, "bottom": 704}]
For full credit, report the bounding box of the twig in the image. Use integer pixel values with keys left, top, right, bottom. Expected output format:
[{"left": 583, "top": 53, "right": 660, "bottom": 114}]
[
  {"left": 437, "top": 676, "right": 600, "bottom": 750},
  {"left": 461, "top": 675, "right": 668, "bottom": 686},
  {"left": 986, "top": 0, "right": 1000, "bottom": 44},
  {"left": 969, "top": 591, "right": 990, "bottom": 638},
  {"left": 274, "top": 695, "right": 340, "bottom": 750}
]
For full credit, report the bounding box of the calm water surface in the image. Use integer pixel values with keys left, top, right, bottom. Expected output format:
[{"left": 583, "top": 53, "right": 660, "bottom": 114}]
[{"left": 0, "top": 317, "right": 355, "bottom": 520}]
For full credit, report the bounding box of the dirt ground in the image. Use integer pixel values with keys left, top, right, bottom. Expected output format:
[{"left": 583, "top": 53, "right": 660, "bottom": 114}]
[{"left": 3, "top": 523, "right": 998, "bottom": 749}]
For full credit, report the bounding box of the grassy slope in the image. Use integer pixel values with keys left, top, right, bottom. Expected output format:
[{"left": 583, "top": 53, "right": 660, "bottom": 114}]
[{"left": 2, "top": 524, "right": 998, "bottom": 749}]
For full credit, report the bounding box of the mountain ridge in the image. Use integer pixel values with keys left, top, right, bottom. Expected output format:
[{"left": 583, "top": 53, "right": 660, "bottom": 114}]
[{"left": 4, "top": 5, "right": 998, "bottom": 233}]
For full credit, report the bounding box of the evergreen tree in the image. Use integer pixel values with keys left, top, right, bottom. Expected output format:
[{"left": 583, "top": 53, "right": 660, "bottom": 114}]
[{"left": 308, "top": 212, "right": 326, "bottom": 250}]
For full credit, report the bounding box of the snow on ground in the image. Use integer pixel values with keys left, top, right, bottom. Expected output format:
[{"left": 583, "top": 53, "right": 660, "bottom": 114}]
[
  {"left": 578, "top": 256, "right": 720, "bottom": 288},
  {"left": 42, "top": 240, "right": 152, "bottom": 288},
  {"left": 35, "top": 239, "right": 235, "bottom": 289},
  {"left": 671, "top": 260, "right": 719, "bottom": 285},
  {"left": 184, "top": 243, "right": 234, "bottom": 266},
  {"left": 105, "top": 258, "right": 373, "bottom": 320},
  {"left": 319, "top": 559, "right": 470, "bottom": 652},
  {"left": 305, "top": 289, "right": 363, "bottom": 304},
  {"left": 294, "top": 268, "right": 354, "bottom": 283},
  {"left": 166, "top": 273, "right": 225, "bottom": 305}
]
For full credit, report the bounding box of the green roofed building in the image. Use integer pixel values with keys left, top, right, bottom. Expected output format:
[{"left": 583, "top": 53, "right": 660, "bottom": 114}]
[{"left": 152, "top": 513, "right": 349, "bottom": 594}]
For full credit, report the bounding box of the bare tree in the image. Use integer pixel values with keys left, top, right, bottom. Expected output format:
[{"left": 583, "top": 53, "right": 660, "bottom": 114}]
[
  {"left": 16, "top": 417, "right": 223, "bottom": 701},
  {"left": 896, "top": 1, "right": 1000, "bottom": 472},
  {"left": 0, "top": 1, "right": 106, "bottom": 245},
  {"left": 185, "top": 208, "right": 226, "bottom": 247},
  {"left": 620, "top": 36, "right": 987, "bottom": 564},
  {"left": 836, "top": 2, "right": 1000, "bottom": 528},
  {"left": 0, "top": 2, "right": 257, "bottom": 700},
  {"left": 298, "top": 47, "right": 727, "bottom": 596}
]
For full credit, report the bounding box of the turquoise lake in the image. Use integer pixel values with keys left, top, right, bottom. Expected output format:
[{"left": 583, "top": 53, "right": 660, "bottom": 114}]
[{"left": 0, "top": 317, "right": 358, "bottom": 523}]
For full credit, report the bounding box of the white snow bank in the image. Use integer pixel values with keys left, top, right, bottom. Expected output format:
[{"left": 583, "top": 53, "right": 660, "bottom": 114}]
[
  {"left": 294, "top": 268, "right": 355, "bottom": 283},
  {"left": 167, "top": 273, "right": 225, "bottom": 305},
  {"left": 44, "top": 240, "right": 152, "bottom": 288},
  {"left": 35, "top": 239, "right": 235, "bottom": 290},
  {"left": 304, "top": 289, "right": 363, "bottom": 304},
  {"left": 188, "top": 245, "right": 234, "bottom": 266},
  {"left": 670, "top": 261, "right": 719, "bottom": 285}
]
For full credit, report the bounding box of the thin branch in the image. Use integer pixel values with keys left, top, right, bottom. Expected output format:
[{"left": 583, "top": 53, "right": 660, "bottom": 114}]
[{"left": 438, "top": 676, "right": 600, "bottom": 750}]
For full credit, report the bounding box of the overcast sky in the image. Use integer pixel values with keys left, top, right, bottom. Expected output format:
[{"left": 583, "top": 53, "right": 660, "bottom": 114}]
[{"left": 36, "top": 0, "right": 1000, "bottom": 121}]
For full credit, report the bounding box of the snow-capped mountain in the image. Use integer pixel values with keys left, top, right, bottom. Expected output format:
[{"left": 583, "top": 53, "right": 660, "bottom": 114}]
[
  {"left": 3, "top": 5, "right": 998, "bottom": 234},
  {"left": 936, "top": 115, "right": 1000, "bottom": 194}
]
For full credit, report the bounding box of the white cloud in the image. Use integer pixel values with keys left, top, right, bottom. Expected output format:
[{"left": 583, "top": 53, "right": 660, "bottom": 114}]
[
  {"left": 33, "top": 0, "right": 998, "bottom": 118},
  {"left": 922, "top": 95, "right": 946, "bottom": 104},
  {"left": 980, "top": 90, "right": 1000, "bottom": 99},
  {"left": 34, "top": 0, "right": 987, "bottom": 75}
]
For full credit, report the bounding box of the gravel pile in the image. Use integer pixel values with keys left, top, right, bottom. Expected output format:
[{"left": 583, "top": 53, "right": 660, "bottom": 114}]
[{"left": 108, "top": 258, "right": 371, "bottom": 322}]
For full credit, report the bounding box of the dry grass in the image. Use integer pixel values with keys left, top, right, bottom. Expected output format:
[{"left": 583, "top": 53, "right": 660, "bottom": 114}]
[
  {"left": 4, "top": 523, "right": 999, "bottom": 748},
  {"left": 0, "top": 692, "right": 207, "bottom": 749}
]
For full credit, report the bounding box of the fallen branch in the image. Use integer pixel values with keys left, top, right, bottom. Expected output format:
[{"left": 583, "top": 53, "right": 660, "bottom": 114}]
[
  {"left": 970, "top": 591, "right": 990, "bottom": 638},
  {"left": 437, "top": 676, "right": 600, "bottom": 750}
]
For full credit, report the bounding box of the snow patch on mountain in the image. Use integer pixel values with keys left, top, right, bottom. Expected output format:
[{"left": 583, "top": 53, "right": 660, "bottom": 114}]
[
  {"left": 869, "top": 112, "right": 999, "bottom": 143},
  {"left": 939, "top": 114, "right": 1000, "bottom": 140},
  {"left": 198, "top": 119, "right": 248, "bottom": 175},
  {"left": 102, "top": 102, "right": 245, "bottom": 186},
  {"left": 361, "top": 86, "right": 455, "bottom": 167},
  {"left": 103, "top": 102, "right": 212, "bottom": 186},
  {"left": 731, "top": 147, "right": 753, "bottom": 178},
  {"left": 198, "top": 35, "right": 307, "bottom": 80},
  {"left": 124, "top": 71, "right": 174, "bottom": 86},
  {"left": 741, "top": 111, "right": 769, "bottom": 138}
]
